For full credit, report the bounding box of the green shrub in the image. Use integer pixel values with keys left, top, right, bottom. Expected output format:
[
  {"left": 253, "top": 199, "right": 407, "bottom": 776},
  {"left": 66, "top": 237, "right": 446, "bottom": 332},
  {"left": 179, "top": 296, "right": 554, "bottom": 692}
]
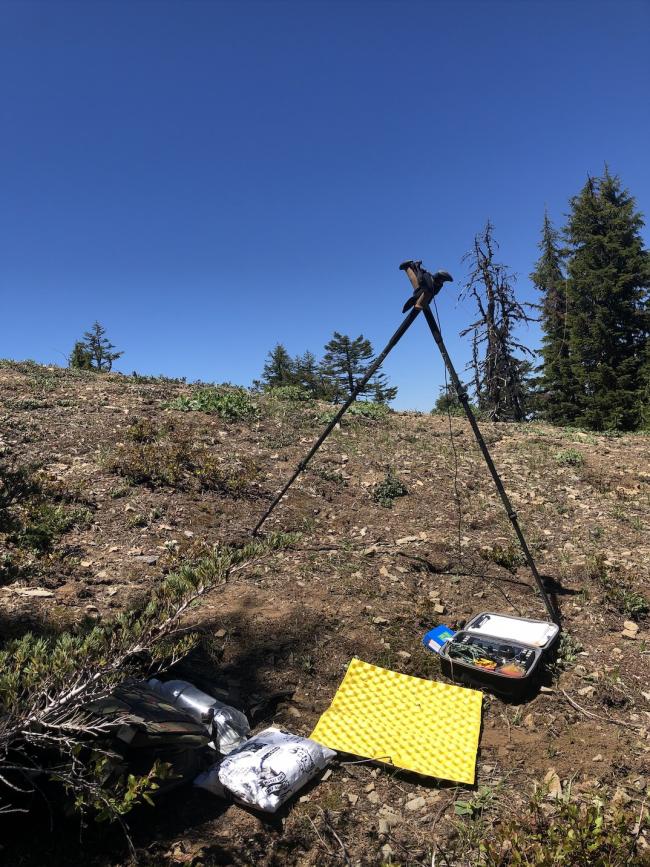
[
  {"left": 103, "top": 440, "right": 190, "bottom": 487},
  {"left": 481, "top": 542, "right": 526, "bottom": 571},
  {"left": 167, "top": 387, "right": 257, "bottom": 421},
  {"left": 193, "top": 450, "right": 261, "bottom": 496},
  {"left": 588, "top": 554, "right": 649, "bottom": 620},
  {"left": 266, "top": 385, "right": 313, "bottom": 401},
  {"left": 318, "top": 400, "right": 389, "bottom": 425},
  {"left": 555, "top": 448, "right": 585, "bottom": 467},
  {"left": 482, "top": 791, "right": 641, "bottom": 866},
  {"left": 9, "top": 503, "right": 91, "bottom": 553},
  {"left": 372, "top": 470, "right": 408, "bottom": 508},
  {"left": 0, "top": 534, "right": 295, "bottom": 826}
]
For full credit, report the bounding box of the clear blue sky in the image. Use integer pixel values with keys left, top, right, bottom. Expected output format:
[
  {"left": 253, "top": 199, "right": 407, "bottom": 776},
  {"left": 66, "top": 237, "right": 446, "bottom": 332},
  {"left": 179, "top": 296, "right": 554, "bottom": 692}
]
[{"left": 1, "top": 0, "right": 648, "bottom": 410}]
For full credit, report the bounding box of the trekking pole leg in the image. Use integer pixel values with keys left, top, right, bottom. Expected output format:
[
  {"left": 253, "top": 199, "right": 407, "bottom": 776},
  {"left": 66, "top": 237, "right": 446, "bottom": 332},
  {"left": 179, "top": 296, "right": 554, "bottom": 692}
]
[
  {"left": 253, "top": 306, "right": 422, "bottom": 535},
  {"left": 420, "top": 304, "right": 559, "bottom": 624}
]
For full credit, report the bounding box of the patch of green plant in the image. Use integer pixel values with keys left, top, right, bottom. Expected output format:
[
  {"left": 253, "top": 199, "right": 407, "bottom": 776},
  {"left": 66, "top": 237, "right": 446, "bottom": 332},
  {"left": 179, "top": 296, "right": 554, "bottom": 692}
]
[
  {"left": 9, "top": 503, "right": 91, "bottom": 553},
  {"left": 125, "top": 417, "right": 160, "bottom": 443},
  {"left": 555, "top": 448, "right": 585, "bottom": 467},
  {"left": 481, "top": 542, "right": 526, "bottom": 571},
  {"left": 193, "top": 450, "right": 261, "bottom": 497},
  {"left": 0, "top": 533, "right": 296, "bottom": 826},
  {"left": 318, "top": 400, "right": 389, "bottom": 425},
  {"left": 103, "top": 440, "right": 190, "bottom": 487},
  {"left": 588, "top": 554, "right": 649, "bottom": 620},
  {"left": 372, "top": 469, "right": 408, "bottom": 508},
  {"left": 481, "top": 791, "right": 642, "bottom": 866},
  {"left": 554, "top": 630, "right": 584, "bottom": 671},
  {"left": 266, "top": 385, "right": 313, "bottom": 401},
  {"left": 311, "top": 467, "right": 347, "bottom": 485},
  {"left": 454, "top": 785, "right": 495, "bottom": 817},
  {"left": 167, "top": 387, "right": 257, "bottom": 421}
]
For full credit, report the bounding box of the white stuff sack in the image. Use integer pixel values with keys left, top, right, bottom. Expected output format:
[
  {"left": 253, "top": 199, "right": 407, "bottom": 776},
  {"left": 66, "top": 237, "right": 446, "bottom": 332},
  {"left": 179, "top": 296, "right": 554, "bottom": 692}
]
[{"left": 216, "top": 727, "right": 335, "bottom": 812}]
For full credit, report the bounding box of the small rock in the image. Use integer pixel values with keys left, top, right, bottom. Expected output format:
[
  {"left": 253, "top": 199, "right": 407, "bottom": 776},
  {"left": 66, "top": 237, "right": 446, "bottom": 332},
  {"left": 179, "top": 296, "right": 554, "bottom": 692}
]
[
  {"left": 215, "top": 628, "right": 226, "bottom": 639},
  {"left": 124, "top": 504, "right": 135, "bottom": 513},
  {"left": 378, "top": 808, "right": 402, "bottom": 827},
  {"left": 523, "top": 714, "right": 535, "bottom": 728},
  {"left": 405, "top": 796, "right": 426, "bottom": 812},
  {"left": 347, "top": 793, "right": 359, "bottom": 805},
  {"left": 183, "top": 530, "right": 194, "bottom": 538},
  {"left": 373, "top": 616, "right": 389, "bottom": 626},
  {"left": 434, "top": 603, "right": 445, "bottom": 615},
  {"left": 612, "top": 787, "right": 631, "bottom": 807},
  {"left": 364, "top": 782, "right": 375, "bottom": 793},
  {"left": 592, "top": 754, "right": 603, "bottom": 762},
  {"left": 578, "top": 686, "right": 595, "bottom": 697},
  {"left": 135, "top": 555, "right": 158, "bottom": 566},
  {"left": 12, "top": 587, "right": 54, "bottom": 598},
  {"left": 396, "top": 535, "right": 419, "bottom": 545},
  {"left": 641, "top": 691, "right": 650, "bottom": 702},
  {"left": 378, "top": 818, "right": 390, "bottom": 836},
  {"left": 80, "top": 560, "right": 93, "bottom": 568},
  {"left": 380, "top": 844, "right": 394, "bottom": 860},
  {"left": 367, "top": 791, "right": 380, "bottom": 805},
  {"left": 543, "top": 769, "right": 562, "bottom": 799},
  {"left": 321, "top": 769, "right": 332, "bottom": 781},
  {"left": 397, "top": 651, "right": 411, "bottom": 660}
]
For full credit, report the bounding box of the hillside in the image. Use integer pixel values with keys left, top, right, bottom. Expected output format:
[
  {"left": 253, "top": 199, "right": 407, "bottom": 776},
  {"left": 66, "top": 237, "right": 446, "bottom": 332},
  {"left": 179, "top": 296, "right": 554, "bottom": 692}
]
[{"left": 1, "top": 360, "right": 649, "bottom": 865}]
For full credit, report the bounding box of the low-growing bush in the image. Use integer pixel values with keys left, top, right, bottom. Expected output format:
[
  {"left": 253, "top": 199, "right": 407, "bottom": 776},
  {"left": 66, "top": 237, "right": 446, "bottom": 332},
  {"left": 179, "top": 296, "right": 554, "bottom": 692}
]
[
  {"left": 266, "top": 385, "right": 313, "bottom": 401},
  {"left": 103, "top": 439, "right": 190, "bottom": 487},
  {"left": 481, "top": 790, "right": 641, "bottom": 866},
  {"left": 481, "top": 542, "right": 526, "bottom": 571},
  {"left": 555, "top": 448, "right": 585, "bottom": 467},
  {"left": 372, "top": 469, "right": 408, "bottom": 508},
  {"left": 167, "top": 387, "right": 257, "bottom": 421},
  {"left": 319, "top": 400, "right": 389, "bottom": 425},
  {"left": 9, "top": 503, "right": 91, "bottom": 553},
  {"left": 193, "top": 450, "right": 261, "bottom": 497},
  {"left": 0, "top": 534, "right": 294, "bottom": 829},
  {"left": 588, "top": 554, "right": 649, "bottom": 620}
]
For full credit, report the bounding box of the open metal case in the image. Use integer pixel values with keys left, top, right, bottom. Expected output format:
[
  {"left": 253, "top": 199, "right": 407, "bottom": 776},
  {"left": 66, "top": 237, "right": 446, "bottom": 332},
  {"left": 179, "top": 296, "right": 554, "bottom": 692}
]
[{"left": 437, "top": 612, "right": 560, "bottom": 699}]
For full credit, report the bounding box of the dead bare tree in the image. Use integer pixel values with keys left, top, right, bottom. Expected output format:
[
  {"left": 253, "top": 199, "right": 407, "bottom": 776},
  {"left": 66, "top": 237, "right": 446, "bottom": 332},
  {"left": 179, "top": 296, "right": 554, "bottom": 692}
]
[{"left": 460, "top": 221, "right": 535, "bottom": 421}]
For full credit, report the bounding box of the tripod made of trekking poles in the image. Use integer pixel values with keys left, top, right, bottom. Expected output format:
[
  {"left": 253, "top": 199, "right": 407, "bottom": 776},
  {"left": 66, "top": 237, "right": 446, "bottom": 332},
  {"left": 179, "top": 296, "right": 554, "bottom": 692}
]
[{"left": 253, "top": 260, "right": 559, "bottom": 625}]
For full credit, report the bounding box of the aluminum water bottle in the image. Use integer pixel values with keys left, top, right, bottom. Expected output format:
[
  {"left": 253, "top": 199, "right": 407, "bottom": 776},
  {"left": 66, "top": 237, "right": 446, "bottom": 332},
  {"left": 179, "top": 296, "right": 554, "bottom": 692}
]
[{"left": 148, "top": 678, "right": 250, "bottom": 754}]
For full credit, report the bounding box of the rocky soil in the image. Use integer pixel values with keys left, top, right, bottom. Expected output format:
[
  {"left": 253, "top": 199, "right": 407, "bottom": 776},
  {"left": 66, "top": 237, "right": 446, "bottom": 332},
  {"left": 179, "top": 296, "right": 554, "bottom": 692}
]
[{"left": 1, "top": 361, "right": 649, "bottom": 865}]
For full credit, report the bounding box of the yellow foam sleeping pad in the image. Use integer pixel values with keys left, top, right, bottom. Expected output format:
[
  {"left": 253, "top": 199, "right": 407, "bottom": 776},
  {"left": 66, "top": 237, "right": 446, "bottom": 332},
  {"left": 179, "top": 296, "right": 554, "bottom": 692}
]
[{"left": 310, "top": 658, "right": 482, "bottom": 785}]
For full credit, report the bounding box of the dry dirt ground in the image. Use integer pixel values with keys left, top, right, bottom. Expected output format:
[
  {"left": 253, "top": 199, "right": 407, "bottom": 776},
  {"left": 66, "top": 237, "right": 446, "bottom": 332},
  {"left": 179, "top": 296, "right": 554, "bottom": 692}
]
[{"left": 1, "top": 361, "right": 649, "bottom": 865}]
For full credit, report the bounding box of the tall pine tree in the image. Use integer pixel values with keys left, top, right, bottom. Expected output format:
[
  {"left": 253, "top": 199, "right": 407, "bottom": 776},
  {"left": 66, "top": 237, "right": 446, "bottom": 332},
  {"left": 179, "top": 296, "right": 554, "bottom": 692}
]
[
  {"left": 564, "top": 169, "right": 650, "bottom": 431},
  {"left": 531, "top": 212, "right": 575, "bottom": 423},
  {"left": 320, "top": 332, "right": 397, "bottom": 404},
  {"left": 260, "top": 344, "right": 296, "bottom": 388}
]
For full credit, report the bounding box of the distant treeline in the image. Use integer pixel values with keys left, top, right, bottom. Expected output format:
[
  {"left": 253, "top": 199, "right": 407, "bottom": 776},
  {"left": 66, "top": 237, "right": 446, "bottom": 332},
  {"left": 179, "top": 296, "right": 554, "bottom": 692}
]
[
  {"left": 70, "top": 169, "right": 649, "bottom": 432},
  {"left": 255, "top": 333, "right": 397, "bottom": 404}
]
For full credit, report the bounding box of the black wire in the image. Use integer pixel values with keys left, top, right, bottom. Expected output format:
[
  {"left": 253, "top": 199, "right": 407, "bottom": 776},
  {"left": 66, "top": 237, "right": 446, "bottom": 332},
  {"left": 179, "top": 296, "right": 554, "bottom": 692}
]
[{"left": 432, "top": 297, "right": 520, "bottom": 616}]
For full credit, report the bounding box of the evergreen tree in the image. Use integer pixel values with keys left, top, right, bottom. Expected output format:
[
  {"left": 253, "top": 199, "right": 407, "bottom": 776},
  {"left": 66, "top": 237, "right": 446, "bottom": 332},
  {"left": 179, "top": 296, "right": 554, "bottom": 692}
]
[
  {"left": 564, "top": 170, "right": 650, "bottom": 431},
  {"left": 320, "top": 332, "right": 397, "bottom": 404},
  {"left": 68, "top": 341, "right": 93, "bottom": 370},
  {"left": 460, "top": 221, "right": 534, "bottom": 421},
  {"left": 531, "top": 213, "right": 575, "bottom": 423},
  {"left": 72, "top": 322, "right": 123, "bottom": 372},
  {"left": 260, "top": 343, "right": 296, "bottom": 388}
]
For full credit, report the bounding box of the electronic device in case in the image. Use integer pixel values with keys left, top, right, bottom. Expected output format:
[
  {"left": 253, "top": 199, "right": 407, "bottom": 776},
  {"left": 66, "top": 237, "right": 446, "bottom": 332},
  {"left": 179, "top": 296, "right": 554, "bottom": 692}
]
[{"left": 436, "top": 612, "right": 560, "bottom": 698}]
